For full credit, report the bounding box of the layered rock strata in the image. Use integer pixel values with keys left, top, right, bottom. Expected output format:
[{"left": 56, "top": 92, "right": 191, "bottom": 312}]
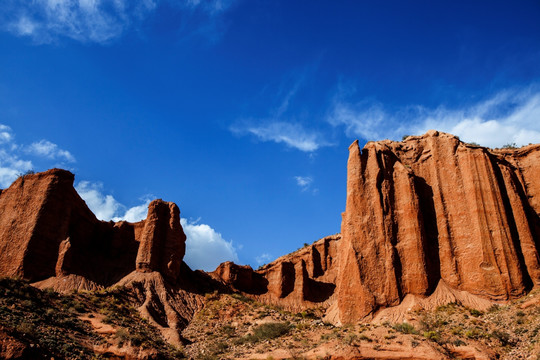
[{"left": 334, "top": 131, "right": 540, "bottom": 324}]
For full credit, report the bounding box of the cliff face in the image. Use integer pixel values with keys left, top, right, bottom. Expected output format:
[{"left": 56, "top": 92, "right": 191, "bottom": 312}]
[
  {"left": 0, "top": 169, "right": 203, "bottom": 345},
  {"left": 0, "top": 169, "right": 188, "bottom": 288},
  {"left": 212, "top": 234, "right": 340, "bottom": 311},
  {"left": 335, "top": 131, "right": 540, "bottom": 323}
]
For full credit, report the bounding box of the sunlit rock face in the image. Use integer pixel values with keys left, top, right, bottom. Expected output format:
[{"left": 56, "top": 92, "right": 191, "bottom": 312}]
[{"left": 335, "top": 131, "right": 540, "bottom": 323}]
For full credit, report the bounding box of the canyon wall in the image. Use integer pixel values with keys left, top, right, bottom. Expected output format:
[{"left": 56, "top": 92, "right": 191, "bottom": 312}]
[
  {"left": 212, "top": 234, "right": 340, "bottom": 311},
  {"left": 334, "top": 131, "right": 540, "bottom": 323}
]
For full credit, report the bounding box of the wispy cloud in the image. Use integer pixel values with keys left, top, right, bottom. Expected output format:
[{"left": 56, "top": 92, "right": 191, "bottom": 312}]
[
  {"left": 76, "top": 181, "right": 239, "bottom": 271},
  {"left": 231, "top": 121, "right": 329, "bottom": 152},
  {"left": 0, "top": 124, "right": 74, "bottom": 188},
  {"left": 327, "top": 86, "right": 540, "bottom": 148},
  {"left": 231, "top": 70, "right": 332, "bottom": 152},
  {"left": 294, "top": 175, "right": 312, "bottom": 191},
  {"left": 25, "top": 139, "right": 75, "bottom": 163},
  {"left": 0, "top": 0, "right": 235, "bottom": 44},
  {"left": 255, "top": 252, "right": 272, "bottom": 265}
]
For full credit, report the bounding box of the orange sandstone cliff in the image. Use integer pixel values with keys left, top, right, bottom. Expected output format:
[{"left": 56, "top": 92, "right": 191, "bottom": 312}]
[{"left": 332, "top": 131, "right": 540, "bottom": 324}]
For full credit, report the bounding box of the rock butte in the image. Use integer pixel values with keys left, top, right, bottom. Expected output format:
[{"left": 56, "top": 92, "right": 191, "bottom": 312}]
[{"left": 0, "top": 130, "right": 539, "bottom": 342}]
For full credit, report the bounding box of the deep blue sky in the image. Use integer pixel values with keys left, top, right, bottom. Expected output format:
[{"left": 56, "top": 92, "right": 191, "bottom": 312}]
[{"left": 1, "top": 0, "right": 539, "bottom": 270}]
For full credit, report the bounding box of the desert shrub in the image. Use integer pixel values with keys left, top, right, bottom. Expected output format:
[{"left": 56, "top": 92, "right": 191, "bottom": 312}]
[
  {"left": 237, "top": 322, "right": 291, "bottom": 343},
  {"left": 252, "top": 322, "right": 290, "bottom": 340},
  {"left": 212, "top": 341, "right": 228, "bottom": 353},
  {"left": 17, "top": 170, "right": 35, "bottom": 179},
  {"left": 402, "top": 135, "right": 411, "bottom": 140},
  {"left": 502, "top": 143, "right": 518, "bottom": 149},
  {"left": 393, "top": 322, "right": 418, "bottom": 334},
  {"left": 358, "top": 334, "right": 373, "bottom": 342},
  {"left": 231, "top": 293, "right": 253, "bottom": 303},
  {"left": 453, "top": 339, "right": 466, "bottom": 347},
  {"left": 491, "top": 330, "right": 514, "bottom": 346},
  {"left": 469, "top": 309, "right": 483, "bottom": 317},
  {"left": 115, "top": 328, "right": 129, "bottom": 346},
  {"left": 423, "top": 330, "right": 441, "bottom": 342},
  {"left": 464, "top": 328, "right": 483, "bottom": 339},
  {"left": 16, "top": 321, "right": 35, "bottom": 337},
  {"left": 220, "top": 324, "right": 236, "bottom": 337}
]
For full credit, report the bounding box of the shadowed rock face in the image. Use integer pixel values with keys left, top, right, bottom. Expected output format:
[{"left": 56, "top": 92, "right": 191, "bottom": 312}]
[
  {"left": 211, "top": 234, "right": 341, "bottom": 311},
  {"left": 0, "top": 169, "right": 187, "bottom": 287},
  {"left": 0, "top": 169, "right": 201, "bottom": 345},
  {"left": 335, "top": 131, "right": 540, "bottom": 323}
]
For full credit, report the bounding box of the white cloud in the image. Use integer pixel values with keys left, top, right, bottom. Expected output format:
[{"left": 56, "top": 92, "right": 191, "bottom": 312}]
[
  {"left": 0, "top": 124, "right": 73, "bottom": 188},
  {"left": 76, "top": 181, "right": 239, "bottom": 271},
  {"left": 232, "top": 121, "right": 329, "bottom": 152},
  {"left": 327, "top": 86, "right": 540, "bottom": 148},
  {"left": 255, "top": 252, "right": 272, "bottom": 265},
  {"left": 181, "top": 218, "right": 239, "bottom": 271},
  {"left": 294, "top": 175, "right": 312, "bottom": 191},
  {"left": 25, "top": 139, "right": 75, "bottom": 162},
  {"left": 116, "top": 200, "right": 151, "bottom": 222},
  {"left": 75, "top": 180, "right": 153, "bottom": 222},
  {"left": 0, "top": 125, "right": 13, "bottom": 144},
  {"left": 75, "top": 181, "right": 124, "bottom": 220},
  {"left": 0, "top": 0, "right": 234, "bottom": 44}
]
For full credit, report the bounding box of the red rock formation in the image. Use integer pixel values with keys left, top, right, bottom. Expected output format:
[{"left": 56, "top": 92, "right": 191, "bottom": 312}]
[
  {"left": 335, "top": 131, "right": 540, "bottom": 324},
  {"left": 212, "top": 235, "right": 341, "bottom": 311},
  {"left": 0, "top": 169, "right": 189, "bottom": 288},
  {"left": 2, "top": 130, "right": 539, "bottom": 337},
  {"left": 0, "top": 169, "right": 204, "bottom": 344},
  {"left": 136, "top": 199, "right": 186, "bottom": 282},
  {"left": 255, "top": 234, "right": 340, "bottom": 310}
]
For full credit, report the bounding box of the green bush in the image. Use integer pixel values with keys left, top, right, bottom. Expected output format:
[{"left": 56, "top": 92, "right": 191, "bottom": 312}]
[
  {"left": 393, "top": 322, "right": 418, "bottom": 334},
  {"left": 423, "top": 330, "right": 441, "bottom": 342},
  {"left": 247, "top": 322, "right": 290, "bottom": 342},
  {"left": 502, "top": 142, "right": 518, "bottom": 149}
]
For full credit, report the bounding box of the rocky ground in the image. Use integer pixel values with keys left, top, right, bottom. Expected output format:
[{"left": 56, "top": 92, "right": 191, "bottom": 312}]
[
  {"left": 0, "top": 278, "right": 184, "bottom": 359},
  {"left": 1, "top": 277, "right": 539, "bottom": 359},
  {"left": 182, "top": 290, "right": 540, "bottom": 360}
]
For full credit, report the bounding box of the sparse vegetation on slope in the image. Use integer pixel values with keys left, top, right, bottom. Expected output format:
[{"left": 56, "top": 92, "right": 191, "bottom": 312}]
[
  {"left": 181, "top": 289, "right": 540, "bottom": 359},
  {"left": 0, "top": 278, "right": 185, "bottom": 359}
]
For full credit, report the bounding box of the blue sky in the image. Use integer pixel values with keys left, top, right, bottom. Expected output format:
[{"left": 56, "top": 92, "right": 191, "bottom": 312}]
[{"left": 1, "top": 0, "right": 539, "bottom": 271}]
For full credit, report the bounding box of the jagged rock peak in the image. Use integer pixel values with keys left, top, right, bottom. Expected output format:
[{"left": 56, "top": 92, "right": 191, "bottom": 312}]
[{"left": 136, "top": 199, "right": 186, "bottom": 282}]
